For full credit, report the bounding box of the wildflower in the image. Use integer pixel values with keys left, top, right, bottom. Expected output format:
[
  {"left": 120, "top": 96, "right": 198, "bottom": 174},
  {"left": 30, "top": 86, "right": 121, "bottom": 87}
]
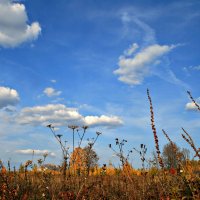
[
  {"left": 115, "top": 138, "right": 119, "bottom": 145},
  {"left": 38, "top": 159, "right": 43, "bottom": 165},
  {"left": 96, "top": 131, "right": 102, "bottom": 136},
  {"left": 25, "top": 160, "right": 32, "bottom": 167},
  {"left": 169, "top": 168, "right": 176, "bottom": 175},
  {"left": 82, "top": 125, "right": 89, "bottom": 130},
  {"left": 68, "top": 125, "right": 79, "bottom": 130},
  {"left": 46, "top": 124, "right": 52, "bottom": 128},
  {"left": 56, "top": 134, "right": 62, "bottom": 139},
  {"left": 88, "top": 142, "right": 93, "bottom": 149}
]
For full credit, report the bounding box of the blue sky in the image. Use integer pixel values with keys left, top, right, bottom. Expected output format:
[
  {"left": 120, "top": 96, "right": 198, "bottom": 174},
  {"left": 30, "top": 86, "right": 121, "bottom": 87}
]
[{"left": 0, "top": 0, "right": 199, "bottom": 168}]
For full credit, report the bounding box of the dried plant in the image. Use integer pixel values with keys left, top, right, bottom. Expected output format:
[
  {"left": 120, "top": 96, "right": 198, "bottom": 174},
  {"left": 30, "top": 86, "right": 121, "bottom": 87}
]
[
  {"left": 47, "top": 124, "right": 70, "bottom": 178},
  {"left": 147, "top": 89, "right": 164, "bottom": 169},
  {"left": 162, "top": 129, "right": 181, "bottom": 167},
  {"left": 187, "top": 91, "right": 200, "bottom": 111},
  {"left": 109, "top": 138, "right": 132, "bottom": 167},
  {"left": 68, "top": 125, "right": 79, "bottom": 154},
  {"left": 133, "top": 144, "right": 147, "bottom": 170},
  {"left": 181, "top": 128, "right": 200, "bottom": 159},
  {"left": 1, "top": 90, "right": 200, "bottom": 199}
]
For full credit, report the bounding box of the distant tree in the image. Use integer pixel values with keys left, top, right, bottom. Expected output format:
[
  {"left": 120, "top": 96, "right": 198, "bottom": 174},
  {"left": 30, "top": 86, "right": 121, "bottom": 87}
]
[
  {"left": 181, "top": 148, "right": 190, "bottom": 163},
  {"left": 70, "top": 147, "right": 86, "bottom": 173},
  {"left": 70, "top": 146, "right": 99, "bottom": 175},
  {"left": 83, "top": 146, "right": 99, "bottom": 175},
  {"left": 162, "top": 143, "right": 179, "bottom": 168},
  {"left": 162, "top": 143, "right": 190, "bottom": 169},
  {"left": 151, "top": 151, "right": 159, "bottom": 168}
]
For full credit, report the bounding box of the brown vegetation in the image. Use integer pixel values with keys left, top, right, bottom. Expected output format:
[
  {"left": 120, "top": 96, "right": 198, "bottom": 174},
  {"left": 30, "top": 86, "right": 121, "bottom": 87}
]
[{"left": 0, "top": 90, "right": 199, "bottom": 199}]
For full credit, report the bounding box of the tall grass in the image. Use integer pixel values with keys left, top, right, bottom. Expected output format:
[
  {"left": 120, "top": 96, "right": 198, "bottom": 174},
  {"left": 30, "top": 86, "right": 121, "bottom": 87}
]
[{"left": 0, "top": 90, "right": 199, "bottom": 199}]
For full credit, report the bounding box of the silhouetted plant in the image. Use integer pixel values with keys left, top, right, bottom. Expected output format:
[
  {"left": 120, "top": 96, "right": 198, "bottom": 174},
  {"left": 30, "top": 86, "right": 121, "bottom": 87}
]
[
  {"left": 181, "top": 128, "right": 200, "bottom": 159},
  {"left": 133, "top": 144, "right": 147, "bottom": 170},
  {"left": 109, "top": 138, "right": 132, "bottom": 167},
  {"left": 47, "top": 124, "right": 70, "bottom": 178},
  {"left": 187, "top": 91, "right": 200, "bottom": 111},
  {"left": 147, "top": 89, "right": 164, "bottom": 169}
]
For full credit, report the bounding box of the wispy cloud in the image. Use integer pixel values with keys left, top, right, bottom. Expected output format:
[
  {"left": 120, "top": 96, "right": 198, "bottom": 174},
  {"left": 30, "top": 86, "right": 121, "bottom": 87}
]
[
  {"left": 184, "top": 65, "right": 200, "bottom": 73},
  {"left": 120, "top": 11, "right": 156, "bottom": 45},
  {"left": 114, "top": 43, "right": 176, "bottom": 85},
  {"left": 191, "top": 65, "right": 200, "bottom": 71},
  {"left": 50, "top": 80, "right": 57, "bottom": 83},
  {"left": 0, "top": 86, "right": 20, "bottom": 109},
  {"left": 43, "top": 87, "right": 62, "bottom": 97},
  {"left": 116, "top": 11, "right": 189, "bottom": 88},
  {"left": 0, "top": 0, "right": 41, "bottom": 48}
]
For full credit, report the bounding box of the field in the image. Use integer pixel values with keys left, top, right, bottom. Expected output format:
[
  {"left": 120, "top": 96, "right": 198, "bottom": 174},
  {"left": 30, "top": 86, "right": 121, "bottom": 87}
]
[
  {"left": 0, "top": 90, "right": 199, "bottom": 200},
  {"left": 1, "top": 0, "right": 200, "bottom": 199},
  {"left": 0, "top": 161, "right": 200, "bottom": 199}
]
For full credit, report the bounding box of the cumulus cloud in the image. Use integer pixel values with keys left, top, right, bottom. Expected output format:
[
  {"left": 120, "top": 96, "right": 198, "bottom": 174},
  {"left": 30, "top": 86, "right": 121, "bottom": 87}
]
[
  {"left": 84, "top": 115, "right": 123, "bottom": 127},
  {"left": 0, "top": 0, "right": 41, "bottom": 48},
  {"left": 15, "top": 149, "right": 56, "bottom": 157},
  {"left": 114, "top": 43, "right": 176, "bottom": 85},
  {"left": 185, "top": 100, "right": 200, "bottom": 111},
  {"left": 17, "top": 104, "right": 81, "bottom": 126},
  {"left": 43, "top": 87, "right": 62, "bottom": 97},
  {"left": 16, "top": 104, "right": 123, "bottom": 128},
  {"left": 0, "top": 86, "right": 20, "bottom": 109}
]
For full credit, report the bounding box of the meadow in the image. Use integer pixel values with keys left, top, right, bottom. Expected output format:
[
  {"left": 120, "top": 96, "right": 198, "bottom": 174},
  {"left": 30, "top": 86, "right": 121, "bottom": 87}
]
[{"left": 0, "top": 90, "right": 199, "bottom": 200}]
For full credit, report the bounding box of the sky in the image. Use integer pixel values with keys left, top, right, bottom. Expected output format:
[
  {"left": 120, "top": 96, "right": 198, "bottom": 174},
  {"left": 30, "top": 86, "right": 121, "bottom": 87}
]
[{"left": 0, "top": 0, "right": 199, "bottom": 169}]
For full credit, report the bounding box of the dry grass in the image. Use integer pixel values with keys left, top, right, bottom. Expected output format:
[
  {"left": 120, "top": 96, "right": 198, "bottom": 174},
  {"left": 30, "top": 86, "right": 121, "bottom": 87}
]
[
  {"left": 0, "top": 90, "right": 199, "bottom": 199},
  {"left": 0, "top": 165, "right": 200, "bottom": 199}
]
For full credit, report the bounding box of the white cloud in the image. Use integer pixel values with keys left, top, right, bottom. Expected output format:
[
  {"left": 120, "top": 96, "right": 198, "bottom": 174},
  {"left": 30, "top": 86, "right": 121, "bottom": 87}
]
[
  {"left": 183, "top": 65, "right": 200, "bottom": 77},
  {"left": 17, "top": 104, "right": 82, "bottom": 126},
  {"left": 0, "top": 86, "right": 20, "bottom": 109},
  {"left": 0, "top": 0, "right": 41, "bottom": 48},
  {"left": 50, "top": 80, "right": 57, "bottom": 83},
  {"left": 123, "top": 43, "right": 139, "bottom": 56},
  {"left": 189, "top": 65, "right": 200, "bottom": 71},
  {"left": 16, "top": 104, "right": 123, "bottom": 128},
  {"left": 43, "top": 87, "right": 62, "bottom": 97},
  {"left": 114, "top": 43, "right": 176, "bottom": 85},
  {"left": 15, "top": 149, "right": 56, "bottom": 157},
  {"left": 84, "top": 115, "right": 123, "bottom": 127},
  {"left": 185, "top": 101, "right": 200, "bottom": 111}
]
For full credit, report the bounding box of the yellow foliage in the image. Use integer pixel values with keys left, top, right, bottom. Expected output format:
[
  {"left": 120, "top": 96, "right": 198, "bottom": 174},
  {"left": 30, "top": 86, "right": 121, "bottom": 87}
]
[
  {"left": 70, "top": 147, "right": 86, "bottom": 174},
  {"left": 1, "top": 166, "right": 7, "bottom": 174}
]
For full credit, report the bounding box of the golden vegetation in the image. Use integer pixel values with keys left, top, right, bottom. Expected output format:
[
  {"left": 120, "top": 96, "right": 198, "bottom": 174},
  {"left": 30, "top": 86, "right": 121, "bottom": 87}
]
[{"left": 0, "top": 90, "right": 199, "bottom": 199}]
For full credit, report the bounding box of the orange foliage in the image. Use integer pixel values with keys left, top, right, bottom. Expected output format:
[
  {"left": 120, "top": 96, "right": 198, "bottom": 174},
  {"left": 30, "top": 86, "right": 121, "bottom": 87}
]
[
  {"left": 1, "top": 166, "right": 7, "bottom": 174},
  {"left": 70, "top": 147, "right": 86, "bottom": 172}
]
